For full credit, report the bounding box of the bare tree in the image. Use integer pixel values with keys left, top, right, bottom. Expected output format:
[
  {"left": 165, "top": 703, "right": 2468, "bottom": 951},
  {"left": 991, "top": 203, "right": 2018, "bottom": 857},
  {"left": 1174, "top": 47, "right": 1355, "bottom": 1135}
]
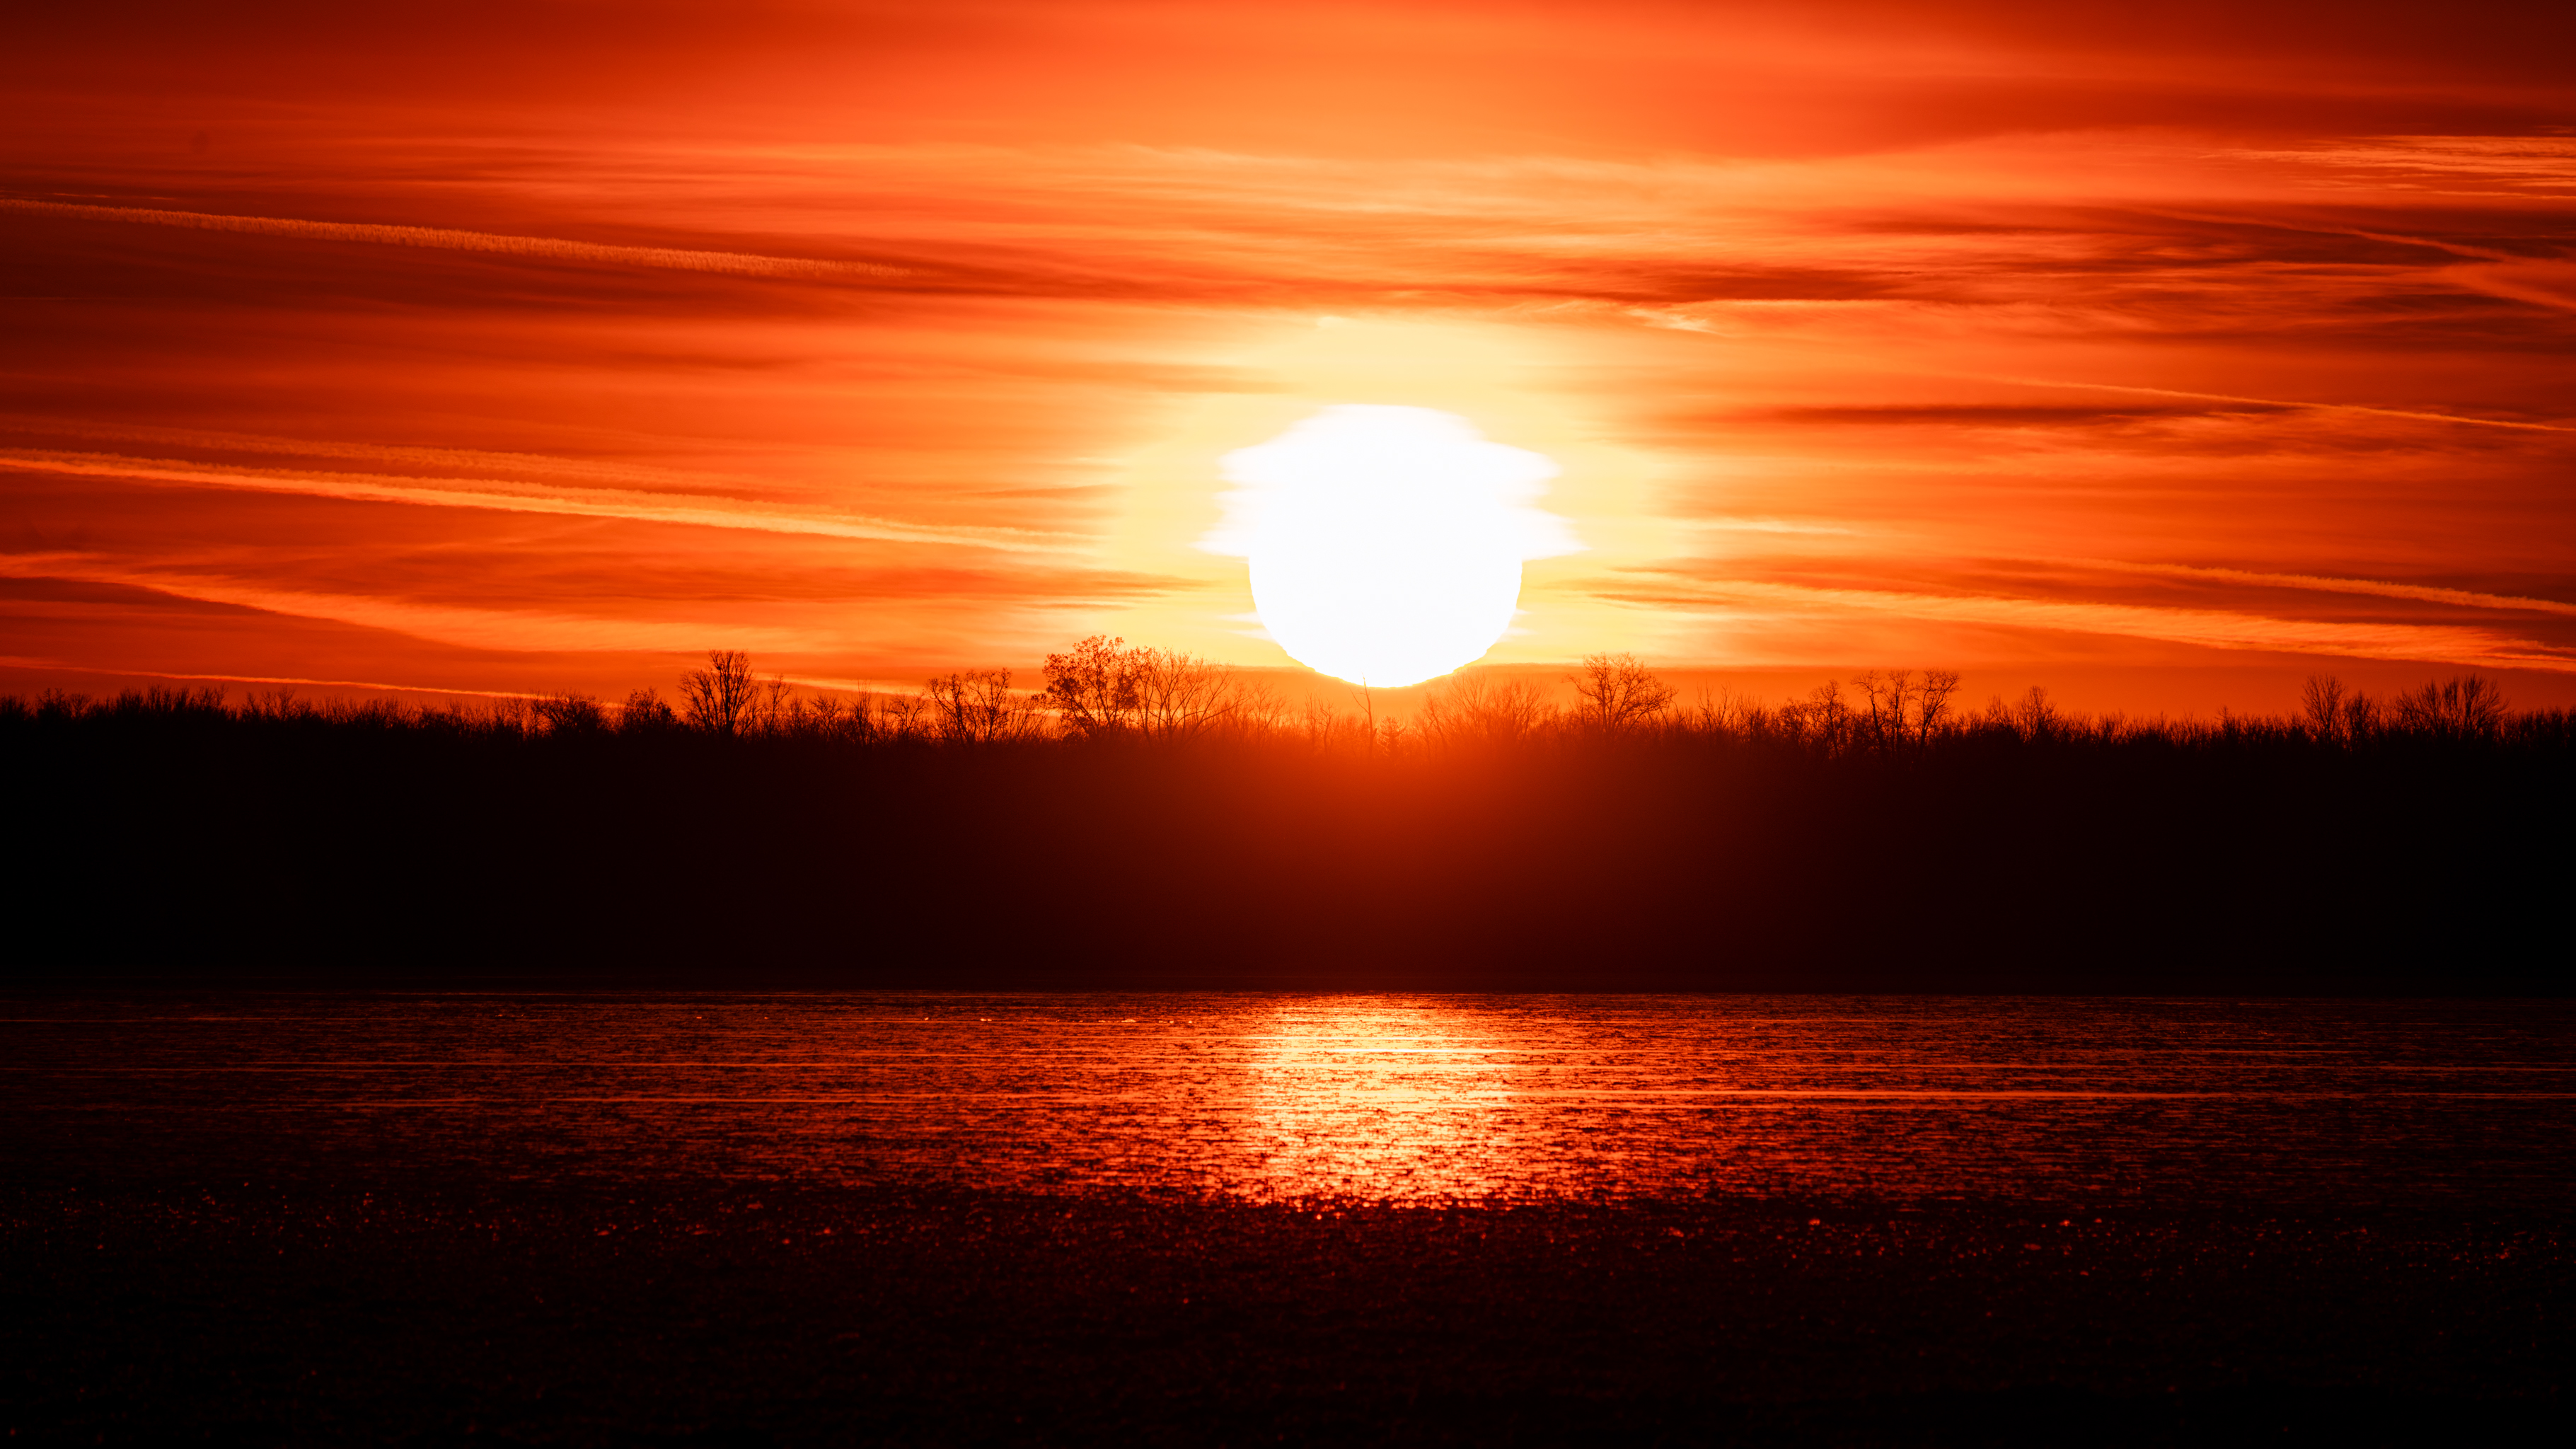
[
  {"left": 1780, "top": 679, "right": 1850, "bottom": 750},
  {"left": 1852, "top": 669, "right": 1916, "bottom": 751},
  {"left": 533, "top": 693, "right": 606, "bottom": 734},
  {"left": 749, "top": 674, "right": 796, "bottom": 737},
  {"left": 681, "top": 650, "right": 758, "bottom": 737},
  {"left": 1687, "top": 686, "right": 1748, "bottom": 737},
  {"left": 876, "top": 691, "right": 932, "bottom": 741},
  {"left": 774, "top": 691, "right": 868, "bottom": 742},
  {"left": 2301, "top": 675, "right": 2347, "bottom": 742},
  {"left": 2393, "top": 675, "right": 2506, "bottom": 740},
  {"left": 2013, "top": 685, "right": 2060, "bottom": 740},
  {"left": 926, "top": 669, "right": 1044, "bottom": 744},
  {"left": 620, "top": 688, "right": 678, "bottom": 732},
  {"left": 1042, "top": 635, "right": 1255, "bottom": 741},
  {"left": 1419, "top": 669, "right": 1557, "bottom": 749},
  {"left": 1571, "top": 652, "right": 1677, "bottom": 734},
  {"left": 1298, "top": 697, "right": 1358, "bottom": 751},
  {"left": 1916, "top": 669, "right": 1962, "bottom": 744},
  {"left": 1129, "top": 647, "right": 1247, "bottom": 741},
  {"left": 1041, "top": 635, "right": 1139, "bottom": 736}
]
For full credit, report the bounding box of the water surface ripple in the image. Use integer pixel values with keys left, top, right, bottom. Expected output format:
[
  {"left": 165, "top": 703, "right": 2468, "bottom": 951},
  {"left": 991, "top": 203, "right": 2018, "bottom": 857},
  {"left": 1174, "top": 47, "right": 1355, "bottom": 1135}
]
[{"left": 8, "top": 993, "right": 2572, "bottom": 1208}]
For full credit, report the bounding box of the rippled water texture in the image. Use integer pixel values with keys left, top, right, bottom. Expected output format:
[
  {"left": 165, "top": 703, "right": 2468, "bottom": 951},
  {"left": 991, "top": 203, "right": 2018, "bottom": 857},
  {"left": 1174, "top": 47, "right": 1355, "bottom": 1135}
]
[{"left": 9, "top": 994, "right": 2574, "bottom": 1209}]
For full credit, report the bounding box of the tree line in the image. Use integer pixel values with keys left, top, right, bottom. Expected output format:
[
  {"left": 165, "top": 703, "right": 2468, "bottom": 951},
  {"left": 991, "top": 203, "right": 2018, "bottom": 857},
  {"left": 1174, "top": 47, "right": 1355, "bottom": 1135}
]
[
  {"left": 10, "top": 642, "right": 2570, "bottom": 990},
  {"left": 6, "top": 639, "right": 2567, "bottom": 756}
]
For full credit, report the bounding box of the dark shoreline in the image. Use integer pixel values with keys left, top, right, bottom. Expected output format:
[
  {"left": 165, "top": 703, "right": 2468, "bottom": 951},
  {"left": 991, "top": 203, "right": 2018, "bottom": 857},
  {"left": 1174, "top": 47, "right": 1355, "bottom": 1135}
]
[
  {"left": 10, "top": 1178, "right": 2568, "bottom": 1445},
  {"left": 12, "top": 689, "right": 2573, "bottom": 992},
  {"left": 10, "top": 990, "right": 2575, "bottom": 1443}
]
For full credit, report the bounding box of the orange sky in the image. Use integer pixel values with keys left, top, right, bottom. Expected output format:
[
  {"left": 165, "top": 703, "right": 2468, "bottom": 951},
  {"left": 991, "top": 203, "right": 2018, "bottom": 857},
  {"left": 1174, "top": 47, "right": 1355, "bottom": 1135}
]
[{"left": 5, "top": 1, "right": 2573, "bottom": 712}]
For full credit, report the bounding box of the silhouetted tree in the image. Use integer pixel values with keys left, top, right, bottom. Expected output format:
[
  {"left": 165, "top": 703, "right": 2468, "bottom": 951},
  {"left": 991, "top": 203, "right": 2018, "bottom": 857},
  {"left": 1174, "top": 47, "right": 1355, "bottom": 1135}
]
[
  {"left": 681, "top": 650, "right": 759, "bottom": 736},
  {"left": 1780, "top": 679, "right": 1852, "bottom": 751},
  {"left": 2393, "top": 675, "right": 2506, "bottom": 740},
  {"left": 927, "top": 669, "right": 1044, "bottom": 744},
  {"left": 620, "top": 688, "right": 678, "bottom": 732},
  {"left": 1419, "top": 669, "right": 1557, "bottom": 749},
  {"left": 1041, "top": 635, "right": 1139, "bottom": 736},
  {"left": 877, "top": 691, "right": 932, "bottom": 741},
  {"left": 1042, "top": 635, "right": 1263, "bottom": 741},
  {"left": 533, "top": 693, "right": 606, "bottom": 734},
  {"left": 1853, "top": 670, "right": 1916, "bottom": 750},
  {"left": 1130, "top": 646, "right": 1257, "bottom": 741},
  {"left": 2007, "top": 686, "right": 2060, "bottom": 740},
  {"left": 2301, "top": 674, "right": 2347, "bottom": 741},
  {"left": 1571, "top": 652, "right": 1676, "bottom": 733},
  {"left": 1916, "top": 669, "right": 1962, "bottom": 744}
]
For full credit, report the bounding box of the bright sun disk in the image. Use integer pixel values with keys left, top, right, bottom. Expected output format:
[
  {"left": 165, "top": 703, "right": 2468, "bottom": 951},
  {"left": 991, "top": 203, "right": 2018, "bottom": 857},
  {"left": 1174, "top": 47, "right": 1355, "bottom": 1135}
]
[{"left": 1202, "top": 405, "right": 1581, "bottom": 686}]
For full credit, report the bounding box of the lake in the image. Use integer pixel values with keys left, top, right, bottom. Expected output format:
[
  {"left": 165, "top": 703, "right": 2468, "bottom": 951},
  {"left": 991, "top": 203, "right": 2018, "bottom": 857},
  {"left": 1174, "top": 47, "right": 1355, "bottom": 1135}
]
[{"left": 11, "top": 992, "right": 2572, "bottom": 1211}]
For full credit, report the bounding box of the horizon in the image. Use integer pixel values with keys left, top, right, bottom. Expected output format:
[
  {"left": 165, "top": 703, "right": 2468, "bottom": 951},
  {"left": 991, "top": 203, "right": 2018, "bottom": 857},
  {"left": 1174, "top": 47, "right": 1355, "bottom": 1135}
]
[{"left": 13, "top": 653, "right": 2570, "bottom": 724}]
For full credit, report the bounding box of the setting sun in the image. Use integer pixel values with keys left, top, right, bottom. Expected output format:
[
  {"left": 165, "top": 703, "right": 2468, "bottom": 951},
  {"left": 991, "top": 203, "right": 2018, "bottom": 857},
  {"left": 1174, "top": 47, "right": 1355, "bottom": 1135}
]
[{"left": 1203, "top": 405, "right": 1581, "bottom": 686}]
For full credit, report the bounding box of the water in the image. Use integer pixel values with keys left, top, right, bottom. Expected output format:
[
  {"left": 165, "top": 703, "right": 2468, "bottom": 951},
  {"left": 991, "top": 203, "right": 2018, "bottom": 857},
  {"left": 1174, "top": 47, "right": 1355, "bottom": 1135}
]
[{"left": 8, "top": 993, "right": 2574, "bottom": 1211}]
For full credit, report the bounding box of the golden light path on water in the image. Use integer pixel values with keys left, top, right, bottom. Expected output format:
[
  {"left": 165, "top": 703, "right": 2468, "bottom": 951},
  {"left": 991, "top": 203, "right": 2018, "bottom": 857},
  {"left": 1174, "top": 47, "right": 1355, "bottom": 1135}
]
[
  {"left": 13, "top": 995, "right": 2576, "bottom": 1210},
  {"left": 1232, "top": 1001, "right": 1540, "bottom": 1201}
]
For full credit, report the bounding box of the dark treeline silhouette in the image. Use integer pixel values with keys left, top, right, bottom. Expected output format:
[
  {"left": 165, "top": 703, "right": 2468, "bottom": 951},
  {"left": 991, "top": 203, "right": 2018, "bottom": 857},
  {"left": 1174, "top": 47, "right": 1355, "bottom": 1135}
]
[{"left": 7, "top": 645, "right": 2570, "bottom": 992}]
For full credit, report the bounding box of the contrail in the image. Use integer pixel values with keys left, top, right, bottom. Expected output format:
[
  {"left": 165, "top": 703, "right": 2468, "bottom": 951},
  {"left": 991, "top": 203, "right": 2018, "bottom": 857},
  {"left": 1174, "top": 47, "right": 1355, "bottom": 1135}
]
[
  {"left": 0, "top": 554, "right": 838, "bottom": 654},
  {"left": 0, "top": 197, "right": 908, "bottom": 282},
  {"left": 2064, "top": 558, "right": 2576, "bottom": 618},
  {"left": 0, "top": 449, "right": 1069, "bottom": 553},
  {"left": 0, "top": 413, "right": 781, "bottom": 492},
  {"left": 1982, "top": 375, "right": 2575, "bottom": 434},
  {"left": 2131, "top": 207, "right": 2519, "bottom": 262},
  {"left": 1624, "top": 577, "right": 2576, "bottom": 673},
  {"left": 0, "top": 655, "right": 543, "bottom": 700}
]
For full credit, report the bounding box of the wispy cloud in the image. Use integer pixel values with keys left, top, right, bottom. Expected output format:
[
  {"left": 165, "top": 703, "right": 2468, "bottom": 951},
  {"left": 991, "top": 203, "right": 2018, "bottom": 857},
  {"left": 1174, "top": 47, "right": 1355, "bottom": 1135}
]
[
  {"left": 0, "top": 450, "right": 1070, "bottom": 552},
  {"left": 0, "top": 199, "right": 908, "bottom": 284},
  {"left": 0, "top": 414, "right": 787, "bottom": 492},
  {"left": 0, "top": 554, "right": 843, "bottom": 654},
  {"left": 1977, "top": 378, "right": 2575, "bottom": 435},
  {"left": 2063, "top": 558, "right": 2576, "bottom": 618},
  {"left": 1622, "top": 577, "right": 2576, "bottom": 673},
  {"left": 0, "top": 654, "right": 543, "bottom": 699}
]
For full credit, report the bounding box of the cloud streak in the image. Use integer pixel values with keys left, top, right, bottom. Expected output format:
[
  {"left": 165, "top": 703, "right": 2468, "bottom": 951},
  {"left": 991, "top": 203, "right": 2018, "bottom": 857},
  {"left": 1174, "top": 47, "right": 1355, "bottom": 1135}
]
[
  {"left": 0, "top": 554, "right": 844, "bottom": 655},
  {"left": 0, "top": 655, "right": 543, "bottom": 700},
  {"left": 1977, "top": 377, "right": 2575, "bottom": 435},
  {"left": 0, "top": 450, "right": 1070, "bottom": 553},
  {"left": 1624, "top": 577, "right": 2576, "bottom": 674},
  {"left": 2064, "top": 558, "right": 2576, "bottom": 618},
  {"left": 0, "top": 198, "right": 909, "bottom": 284}
]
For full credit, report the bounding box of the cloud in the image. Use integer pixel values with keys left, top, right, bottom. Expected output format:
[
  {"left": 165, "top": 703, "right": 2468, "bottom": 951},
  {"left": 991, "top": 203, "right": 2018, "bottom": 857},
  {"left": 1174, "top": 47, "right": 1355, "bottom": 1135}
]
[
  {"left": 0, "top": 199, "right": 908, "bottom": 284},
  {"left": 2444, "top": 260, "right": 2576, "bottom": 316},
  {"left": 2062, "top": 558, "right": 2576, "bottom": 618},
  {"left": 1617, "top": 576, "right": 2576, "bottom": 673},
  {"left": 0, "top": 654, "right": 542, "bottom": 699},
  {"left": 0, "top": 449, "right": 1070, "bottom": 552},
  {"left": 1970, "top": 378, "right": 2575, "bottom": 434},
  {"left": 0, "top": 553, "right": 847, "bottom": 654}
]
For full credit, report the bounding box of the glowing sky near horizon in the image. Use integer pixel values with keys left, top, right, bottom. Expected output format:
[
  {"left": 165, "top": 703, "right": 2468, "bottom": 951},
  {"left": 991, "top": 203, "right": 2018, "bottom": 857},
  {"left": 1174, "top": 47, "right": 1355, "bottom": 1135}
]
[{"left": 2, "top": 1, "right": 2572, "bottom": 708}]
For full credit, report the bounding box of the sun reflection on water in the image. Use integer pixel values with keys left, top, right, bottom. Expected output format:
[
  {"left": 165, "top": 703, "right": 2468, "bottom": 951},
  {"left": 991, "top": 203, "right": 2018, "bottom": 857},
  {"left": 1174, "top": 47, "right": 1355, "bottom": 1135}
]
[
  {"left": 23, "top": 993, "right": 2575, "bottom": 1212},
  {"left": 1225, "top": 998, "right": 1539, "bottom": 1201}
]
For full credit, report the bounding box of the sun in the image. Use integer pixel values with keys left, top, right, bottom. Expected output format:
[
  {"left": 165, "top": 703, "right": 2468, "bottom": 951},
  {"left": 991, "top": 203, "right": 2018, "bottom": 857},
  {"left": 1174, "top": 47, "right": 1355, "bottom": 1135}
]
[{"left": 1201, "top": 405, "right": 1581, "bottom": 686}]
